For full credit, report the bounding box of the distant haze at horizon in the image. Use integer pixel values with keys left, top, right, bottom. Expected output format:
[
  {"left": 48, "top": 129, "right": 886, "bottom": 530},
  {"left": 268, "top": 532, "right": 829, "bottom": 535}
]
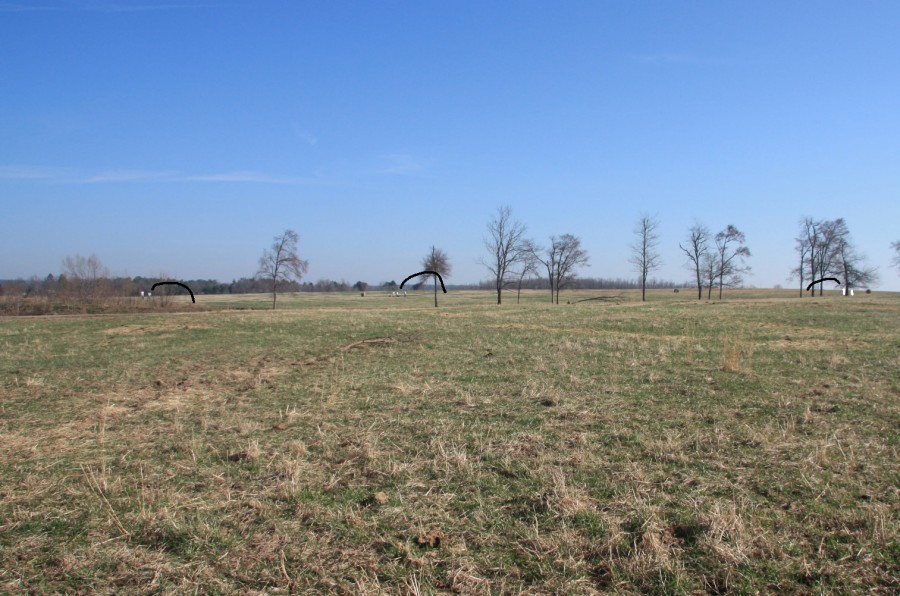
[{"left": 2, "top": 2, "right": 898, "bottom": 290}]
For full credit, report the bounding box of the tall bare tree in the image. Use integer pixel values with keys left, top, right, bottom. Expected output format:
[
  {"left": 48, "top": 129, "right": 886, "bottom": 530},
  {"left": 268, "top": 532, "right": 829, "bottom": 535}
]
[
  {"left": 422, "top": 245, "right": 451, "bottom": 307},
  {"left": 813, "top": 219, "right": 846, "bottom": 296},
  {"left": 555, "top": 235, "right": 589, "bottom": 303},
  {"left": 892, "top": 240, "right": 900, "bottom": 273},
  {"left": 801, "top": 217, "right": 825, "bottom": 296},
  {"left": 480, "top": 206, "right": 528, "bottom": 305},
  {"left": 257, "top": 229, "right": 309, "bottom": 310},
  {"left": 701, "top": 251, "right": 717, "bottom": 299},
  {"left": 155, "top": 270, "right": 172, "bottom": 307},
  {"left": 679, "top": 222, "right": 710, "bottom": 300},
  {"left": 713, "top": 225, "right": 751, "bottom": 299},
  {"left": 515, "top": 239, "right": 540, "bottom": 304},
  {"left": 529, "top": 240, "right": 556, "bottom": 304},
  {"left": 629, "top": 214, "right": 662, "bottom": 302},
  {"left": 801, "top": 217, "right": 843, "bottom": 296},
  {"left": 833, "top": 228, "right": 878, "bottom": 293},
  {"left": 531, "top": 234, "right": 589, "bottom": 304},
  {"left": 62, "top": 253, "right": 109, "bottom": 303},
  {"left": 798, "top": 217, "right": 874, "bottom": 296},
  {"left": 791, "top": 235, "right": 811, "bottom": 297}
]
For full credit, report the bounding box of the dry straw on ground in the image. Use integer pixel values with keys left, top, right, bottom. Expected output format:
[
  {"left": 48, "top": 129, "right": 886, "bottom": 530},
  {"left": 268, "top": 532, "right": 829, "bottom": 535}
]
[{"left": 1, "top": 289, "right": 897, "bottom": 593}]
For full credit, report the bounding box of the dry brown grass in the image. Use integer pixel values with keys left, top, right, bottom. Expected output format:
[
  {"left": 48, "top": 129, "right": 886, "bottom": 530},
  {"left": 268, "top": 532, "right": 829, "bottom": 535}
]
[
  {"left": 1, "top": 290, "right": 897, "bottom": 593},
  {"left": 719, "top": 334, "right": 754, "bottom": 373}
]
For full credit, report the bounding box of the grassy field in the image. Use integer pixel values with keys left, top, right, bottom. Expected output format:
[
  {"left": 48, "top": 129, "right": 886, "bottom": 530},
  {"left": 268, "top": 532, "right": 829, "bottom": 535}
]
[{"left": 1, "top": 289, "right": 898, "bottom": 594}]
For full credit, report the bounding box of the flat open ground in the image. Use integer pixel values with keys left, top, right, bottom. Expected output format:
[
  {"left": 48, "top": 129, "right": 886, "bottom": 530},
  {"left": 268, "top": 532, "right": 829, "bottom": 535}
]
[{"left": 1, "top": 289, "right": 898, "bottom": 594}]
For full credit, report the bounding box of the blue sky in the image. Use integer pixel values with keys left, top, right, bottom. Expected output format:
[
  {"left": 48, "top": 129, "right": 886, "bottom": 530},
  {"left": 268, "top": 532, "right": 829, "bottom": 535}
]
[{"left": 2, "top": 1, "right": 899, "bottom": 290}]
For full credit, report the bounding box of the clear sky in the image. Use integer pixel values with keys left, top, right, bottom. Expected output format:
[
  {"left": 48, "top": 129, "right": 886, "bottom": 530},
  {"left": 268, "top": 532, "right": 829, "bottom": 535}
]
[{"left": 2, "top": 1, "right": 899, "bottom": 290}]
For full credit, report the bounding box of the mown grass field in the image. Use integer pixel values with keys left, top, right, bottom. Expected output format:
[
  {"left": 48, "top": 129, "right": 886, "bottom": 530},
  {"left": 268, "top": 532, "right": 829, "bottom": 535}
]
[{"left": 1, "top": 289, "right": 898, "bottom": 594}]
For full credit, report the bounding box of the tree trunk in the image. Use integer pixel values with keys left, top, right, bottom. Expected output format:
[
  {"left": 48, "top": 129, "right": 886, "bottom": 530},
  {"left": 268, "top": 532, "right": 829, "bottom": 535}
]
[
  {"left": 807, "top": 251, "right": 815, "bottom": 298},
  {"left": 497, "top": 286, "right": 501, "bottom": 305},
  {"left": 434, "top": 275, "right": 438, "bottom": 307},
  {"left": 272, "top": 279, "right": 277, "bottom": 310},
  {"left": 696, "top": 268, "right": 702, "bottom": 299}
]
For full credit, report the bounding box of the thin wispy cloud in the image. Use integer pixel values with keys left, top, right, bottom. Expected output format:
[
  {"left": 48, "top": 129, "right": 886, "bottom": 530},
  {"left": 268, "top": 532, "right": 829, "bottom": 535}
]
[
  {"left": 632, "top": 52, "right": 699, "bottom": 65},
  {"left": 290, "top": 122, "right": 318, "bottom": 146},
  {"left": 0, "top": 165, "right": 72, "bottom": 179},
  {"left": 374, "top": 154, "right": 424, "bottom": 175},
  {"left": 630, "top": 52, "right": 743, "bottom": 66},
  {"left": 79, "top": 169, "right": 177, "bottom": 183},
  {"left": 0, "top": 164, "right": 320, "bottom": 185},
  {"left": 183, "top": 170, "right": 318, "bottom": 185}
]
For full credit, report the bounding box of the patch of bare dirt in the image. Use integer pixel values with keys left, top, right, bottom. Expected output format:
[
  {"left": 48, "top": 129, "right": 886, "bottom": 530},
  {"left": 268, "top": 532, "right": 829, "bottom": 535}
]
[{"left": 416, "top": 529, "right": 445, "bottom": 548}]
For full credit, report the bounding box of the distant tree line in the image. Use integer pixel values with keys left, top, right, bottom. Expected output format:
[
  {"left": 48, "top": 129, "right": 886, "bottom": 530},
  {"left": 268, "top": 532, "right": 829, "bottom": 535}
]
[
  {"left": 474, "top": 277, "right": 681, "bottom": 291},
  {"left": 0, "top": 273, "right": 370, "bottom": 298},
  {"left": 1, "top": 272, "right": 682, "bottom": 309},
  {"left": 0, "top": 271, "right": 450, "bottom": 300}
]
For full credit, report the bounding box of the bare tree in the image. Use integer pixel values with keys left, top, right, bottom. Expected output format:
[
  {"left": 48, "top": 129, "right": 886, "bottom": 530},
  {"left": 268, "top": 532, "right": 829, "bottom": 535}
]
[
  {"left": 155, "top": 271, "right": 172, "bottom": 307},
  {"left": 812, "top": 219, "right": 846, "bottom": 297},
  {"left": 701, "top": 252, "right": 717, "bottom": 299},
  {"left": 799, "top": 216, "right": 847, "bottom": 297},
  {"left": 515, "top": 239, "right": 540, "bottom": 304},
  {"left": 892, "top": 240, "right": 900, "bottom": 273},
  {"left": 556, "top": 235, "right": 590, "bottom": 303},
  {"left": 833, "top": 229, "right": 878, "bottom": 293},
  {"left": 422, "top": 245, "right": 451, "bottom": 307},
  {"left": 62, "top": 253, "right": 109, "bottom": 303},
  {"left": 800, "top": 217, "right": 820, "bottom": 296},
  {"left": 797, "top": 218, "right": 877, "bottom": 295},
  {"left": 629, "top": 214, "right": 662, "bottom": 302},
  {"left": 480, "top": 206, "right": 528, "bottom": 305},
  {"left": 531, "top": 234, "right": 589, "bottom": 304},
  {"left": 791, "top": 235, "right": 811, "bottom": 297},
  {"left": 529, "top": 239, "right": 557, "bottom": 304},
  {"left": 257, "top": 229, "right": 309, "bottom": 310},
  {"left": 801, "top": 216, "right": 841, "bottom": 297},
  {"left": 713, "top": 225, "right": 751, "bottom": 299},
  {"left": 679, "top": 223, "right": 710, "bottom": 300}
]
